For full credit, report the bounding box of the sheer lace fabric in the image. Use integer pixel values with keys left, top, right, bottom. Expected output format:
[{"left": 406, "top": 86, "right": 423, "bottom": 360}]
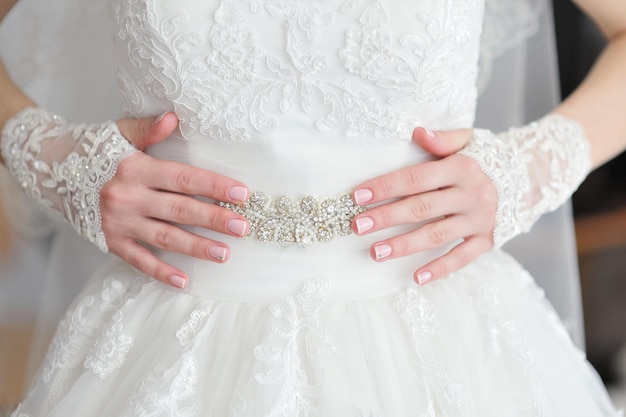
[
  {"left": 460, "top": 115, "right": 591, "bottom": 248},
  {"left": 1, "top": 108, "right": 136, "bottom": 251}
]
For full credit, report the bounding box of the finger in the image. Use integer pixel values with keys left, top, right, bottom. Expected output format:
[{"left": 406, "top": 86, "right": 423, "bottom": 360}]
[
  {"left": 116, "top": 112, "right": 179, "bottom": 150},
  {"left": 111, "top": 238, "right": 190, "bottom": 289},
  {"left": 369, "top": 215, "right": 476, "bottom": 262},
  {"left": 413, "top": 236, "right": 492, "bottom": 284},
  {"left": 127, "top": 217, "right": 233, "bottom": 264},
  {"left": 111, "top": 152, "right": 249, "bottom": 204},
  {"left": 138, "top": 156, "right": 250, "bottom": 203},
  {"left": 352, "top": 155, "right": 469, "bottom": 205},
  {"left": 353, "top": 188, "right": 467, "bottom": 235},
  {"left": 412, "top": 127, "right": 473, "bottom": 157},
  {"left": 142, "top": 191, "right": 250, "bottom": 237}
]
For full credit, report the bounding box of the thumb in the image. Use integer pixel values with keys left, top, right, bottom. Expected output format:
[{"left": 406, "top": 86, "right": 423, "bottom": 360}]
[
  {"left": 412, "top": 126, "right": 473, "bottom": 157},
  {"left": 116, "top": 112, "right": 179, "bottom": 150}
]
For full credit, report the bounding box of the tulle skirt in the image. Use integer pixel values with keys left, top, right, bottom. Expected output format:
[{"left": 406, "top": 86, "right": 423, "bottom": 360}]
[{"left": 10, "top": 242, "right": 621, "bottom": 416}]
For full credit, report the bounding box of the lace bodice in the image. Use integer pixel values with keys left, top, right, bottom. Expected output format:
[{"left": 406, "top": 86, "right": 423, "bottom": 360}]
[{"left": 111, "top": 0, "right": 485, "bottom": 143}]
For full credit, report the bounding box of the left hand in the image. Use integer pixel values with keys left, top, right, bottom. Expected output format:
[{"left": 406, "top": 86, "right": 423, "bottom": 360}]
[{"left": 351, "top": 127, "right": 497, "bottom": 285}]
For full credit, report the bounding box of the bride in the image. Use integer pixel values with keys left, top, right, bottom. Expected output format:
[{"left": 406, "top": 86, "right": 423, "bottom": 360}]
[{"left": 1, "top": 0, "right": 625, "bottom": 415}]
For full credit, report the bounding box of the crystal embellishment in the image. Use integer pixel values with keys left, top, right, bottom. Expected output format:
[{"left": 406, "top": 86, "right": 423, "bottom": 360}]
[{"left": 220, "top": 192, "right": 366, "bottom": 244}]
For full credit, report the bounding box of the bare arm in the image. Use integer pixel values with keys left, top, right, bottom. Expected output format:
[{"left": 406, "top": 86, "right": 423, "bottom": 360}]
[
  {"left": 556, "top": 0, "right": 626, "bottom": 168},
  {"left": 0, "top": 0, "right": 36, "bottom": 164},
  {"left": 0, "top": 61, "right": 36, "bottom": 154},
  {"left": 0, "top": 0, "right": 18, "bottom": 23}
]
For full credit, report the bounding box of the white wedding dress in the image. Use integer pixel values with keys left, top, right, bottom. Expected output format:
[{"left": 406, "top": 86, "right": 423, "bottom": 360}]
[{"left": 9, "top": 0, "right": 621, "bottom": 416}]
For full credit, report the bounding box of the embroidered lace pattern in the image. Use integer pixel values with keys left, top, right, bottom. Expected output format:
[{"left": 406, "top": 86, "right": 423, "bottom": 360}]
[
  {"left": 394, "top": 288, "right": 468, "bottom": 411},
  {"left": 252, "top": 280, "right": 339, "bottom": 416},
  {"left": 36, "top": 276, "right": 144, "bottom": 403},
  {"left": 459, "top": 114, "right": 591, "bottom": 248},
  {"left": 459, "top": 262, "right": 546, "bottom": 414},
  {"left": 111, "top": 0, "right": 482, "bottom": 142},
  {"left": 129, "top": 306, "right": 213, "bottom": 417},
  {"left": 0, "top": 107, "right": 137, "bottom": 252},
  {"left": 219, "top": 192, "right": 365, "bottom": 245}
]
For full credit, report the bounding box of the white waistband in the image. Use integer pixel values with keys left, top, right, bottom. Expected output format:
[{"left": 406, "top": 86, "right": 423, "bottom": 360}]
[
  {"left": 144, "top": 134, "right": 450, "bottom": 301},
  {"left": 145, "top": 134, "right": 434, "bottom": 195}
]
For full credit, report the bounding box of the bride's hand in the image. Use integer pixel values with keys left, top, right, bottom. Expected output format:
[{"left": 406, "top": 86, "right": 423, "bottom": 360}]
[
  {"left": 104, "top": 112, "right": 250, "bottom": 289},
  {"left": 351, "top": 127, "right": 493, "bottom": 285}
]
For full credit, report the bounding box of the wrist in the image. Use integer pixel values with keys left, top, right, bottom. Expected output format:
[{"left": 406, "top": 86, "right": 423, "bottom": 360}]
[
  {"left": 459, "top": 114, "right": 591, "bottom": 248},
  {"left": 1, "top": 107, "right": 137, "bottom": 251}
]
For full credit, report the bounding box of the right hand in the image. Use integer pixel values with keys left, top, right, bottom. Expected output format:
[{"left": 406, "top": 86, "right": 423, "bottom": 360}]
[{"left": 104, "top": 112, "right": 250, "bottom": 289}]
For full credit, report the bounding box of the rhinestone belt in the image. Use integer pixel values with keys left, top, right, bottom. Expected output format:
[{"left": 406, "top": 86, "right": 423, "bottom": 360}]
[{"left": 219, "top": 192, "right": 366, "bottom": 245}]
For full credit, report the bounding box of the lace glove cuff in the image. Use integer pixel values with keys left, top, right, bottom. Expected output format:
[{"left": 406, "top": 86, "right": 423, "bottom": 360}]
[
  {"left": 459, "top": 114, "right": 591, "bottom": 249},
  {"left": 1, "top": 107, "right": 137, "bottom": 252}
]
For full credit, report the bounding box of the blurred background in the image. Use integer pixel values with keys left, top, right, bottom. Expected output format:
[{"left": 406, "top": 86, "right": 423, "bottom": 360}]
[
  {"left": 553, "top": 0, "right": 626, "bottom": 407},
  {"left": 1, "top": 0, "right": 626, "bottom": 412}
]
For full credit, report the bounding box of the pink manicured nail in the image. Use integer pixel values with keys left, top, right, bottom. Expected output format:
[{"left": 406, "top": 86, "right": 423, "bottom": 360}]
[
  {"left": 424, "top": 127, "right": 436, "bottom": 138},
  {"left": 208, "top": 246, "right": 228, "bottom": 262},
  {"left": 169, "top": 275, "right": 187, "bottom": 289},
  {"left": 228, "top": 186, "right": 248, "bottom": 203},
  {"left": 227, "top": 219, "right": 249, "bottom": 236},
  {"left": 355, "top": 217, "right": 374, "bottom": 234},
  {"left": 417, "top": 271, "right": 433, "bottom": 285},
  {"left": 354, "top": 189, "right": 373, "bottom": 205},
  {"left": 154, "top": 112, "right": 169, "bottom": 124},
  {"left": 374, "top": 244, "right": 392, "bottom": 260}
]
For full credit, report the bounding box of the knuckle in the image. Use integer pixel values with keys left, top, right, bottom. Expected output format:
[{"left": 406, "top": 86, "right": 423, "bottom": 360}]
[
  {"left": 99, "top": 182, "right": 125, "bottom": 210},
  {"left": 454, "top": 249, "right": 474, "bottom": 269},
  {"left": 374, "top": 178, "right": 392, "bottom": 198},
  {"left": 427, "top": 223, "right": 448, "bottom": 245},
  {"left": 175, "top": 169, "right": 194, "bottom": 193},
  {"left": 169, "top": 200, "right": 190, "bottom": 220},
  {"left": 127, "top": 252, "right": 151, "bottom": 275},
  {"left": 457, "top": 154, "right": 475, "bottom": 171},
  {"left": 430, "top": 262, "right": 448, "bottom": 279},
  {"left": 377, "top": 208, "right": 393, "bottom": 228},
  {"left": 114, "top": 157, "right": 135, "bottom": 179},
  {"left": 410, "top": 199, "right": 432, "bottom": 219},
  {"left": 397, "top": 238, "right": 412, "bottom": 257},
  {"left": 153, "top": 226, "right": 173, "bottom": 248},
  {"left": 406, "top": 169, "right": 425, "bottom": 190}
]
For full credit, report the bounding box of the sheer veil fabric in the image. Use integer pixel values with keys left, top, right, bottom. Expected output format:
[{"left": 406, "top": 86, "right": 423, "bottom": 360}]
[{"left": 0, "top": 0, "right": 583, "bottom": 390}]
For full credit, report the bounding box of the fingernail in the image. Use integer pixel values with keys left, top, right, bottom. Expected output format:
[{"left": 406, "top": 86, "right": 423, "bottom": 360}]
[
  {"left": 228, "top": 185, "right": 248, "bottom": 203},
  {"left": 208, "top": 246, "right": 228, "bottom": 262},
  {"left": 424, "top": 127, "right": 436, "bottom": 138},
  {"left": 227, "top": 218, "right": 249, "bottom": 236},
  {"left": 354, "top": 189, "right": 373, "bottom": 205},
  {"left": 355, "top": 216, "right": 374, "bottom": 234},
  {"left": 169, "top": 275, "right": 187, "bottom": 289},
  {"left": 374, "top": 244, "right": 392, "bottom": 260},
  {"left": 417, "top": 271, "right": 433, "bottom": 285},
  {"left": 154, "top": 112, "right": 169, "bottom": 124}
]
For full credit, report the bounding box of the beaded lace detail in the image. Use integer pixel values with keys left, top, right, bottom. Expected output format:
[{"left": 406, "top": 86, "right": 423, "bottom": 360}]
[
  {"left": 220, "top": 192, "right": 365, "bottom": 244},
  {"left": 0, "top": 107, "right": 137, "bottom": 252},
  {"left": 459, "top": 114, "right": 591, "bottom": 248}
]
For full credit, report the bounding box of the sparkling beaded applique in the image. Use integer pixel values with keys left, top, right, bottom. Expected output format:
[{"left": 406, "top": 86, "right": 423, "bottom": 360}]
[{"left": 219, "top": 192, "right": 365, "bottom": 244}]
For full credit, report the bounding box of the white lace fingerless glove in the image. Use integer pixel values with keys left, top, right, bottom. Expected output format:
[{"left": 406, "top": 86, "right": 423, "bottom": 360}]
[
  {"left": 459, "top": 114, "right": 591, "bottom": 249},
  {"left": 1, "top": 107, "right": 137, "bottom": 252}
]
